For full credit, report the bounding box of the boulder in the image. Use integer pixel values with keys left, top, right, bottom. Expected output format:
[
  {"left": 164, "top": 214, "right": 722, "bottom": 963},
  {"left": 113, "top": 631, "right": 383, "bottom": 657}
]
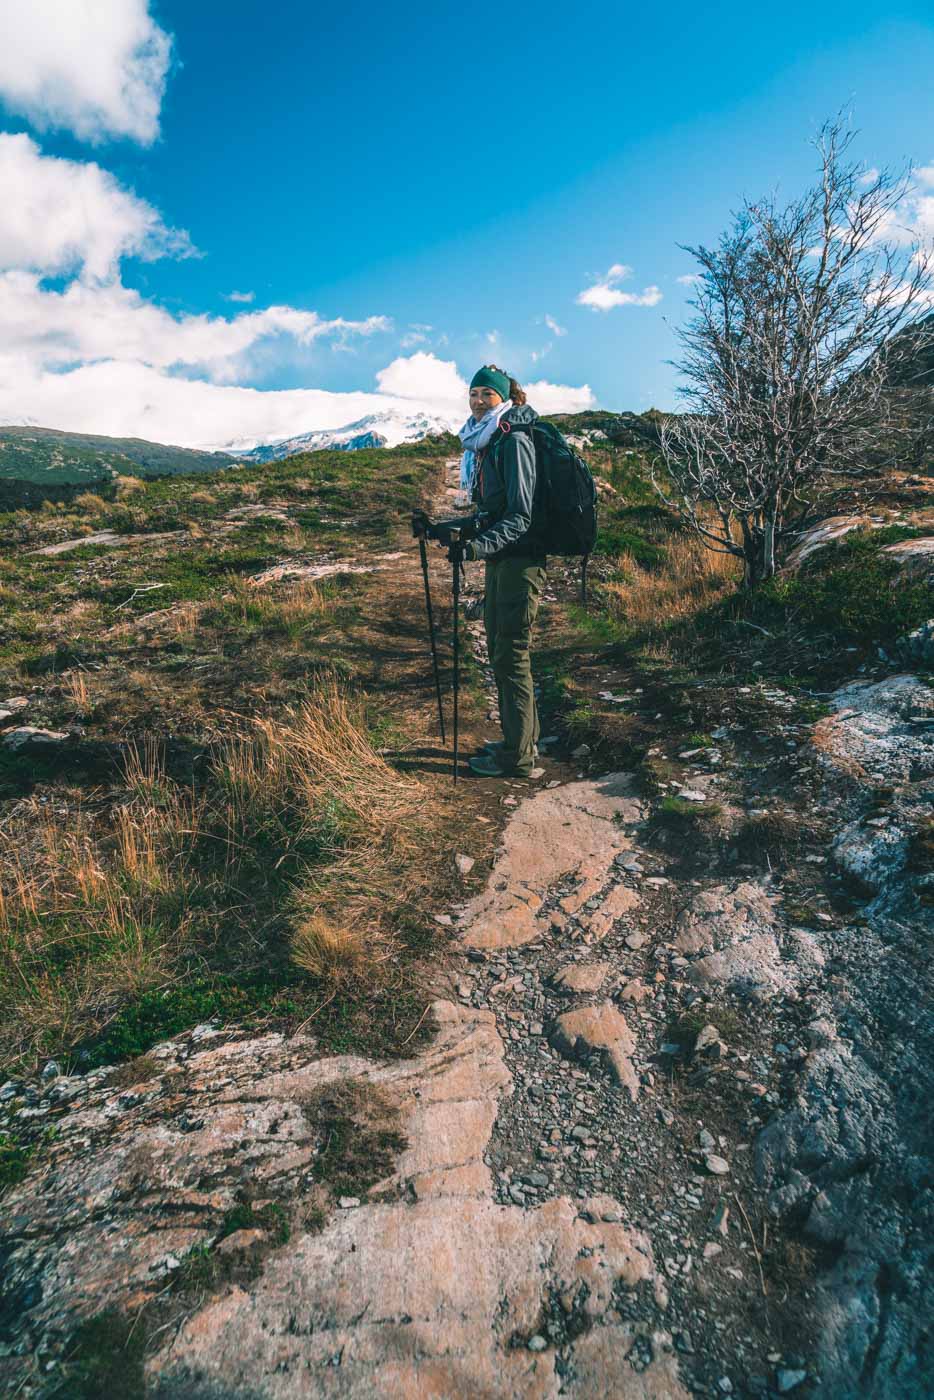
[
  {"left": 880, "top": 535, "right": 934, "bottom": 582},
  {"left": 2, "top": 725, "right": 69, "bottom": 752},
  {"left": 552, "top": 962, "right": 610, "bottom": 995},
  {"left": 895, "top": 618, "right": 934, "bottom": 668}
]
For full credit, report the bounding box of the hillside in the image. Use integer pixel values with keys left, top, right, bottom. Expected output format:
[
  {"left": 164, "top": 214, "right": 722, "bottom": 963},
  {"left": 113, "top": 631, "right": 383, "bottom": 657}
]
[
  {"left": 0, "top": 432, "right": 932, "bottom": 1398},
  {"left": 0, "top": 425, "right": 240, "bottom": 488}
]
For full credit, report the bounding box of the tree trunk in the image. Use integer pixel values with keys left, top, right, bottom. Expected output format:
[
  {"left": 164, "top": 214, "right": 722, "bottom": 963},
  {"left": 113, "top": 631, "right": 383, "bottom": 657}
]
[{"left": 761, "top": 507, "right": 777, "bottom": 581}]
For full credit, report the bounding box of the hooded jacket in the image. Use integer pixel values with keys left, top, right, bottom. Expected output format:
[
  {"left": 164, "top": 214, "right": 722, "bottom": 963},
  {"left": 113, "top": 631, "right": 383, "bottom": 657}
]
[{"left": 469, "top": 403, "right": 546, "bottom": 561}]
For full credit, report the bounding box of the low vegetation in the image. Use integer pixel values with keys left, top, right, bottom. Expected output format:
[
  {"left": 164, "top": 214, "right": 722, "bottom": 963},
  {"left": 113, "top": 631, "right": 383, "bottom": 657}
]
[{"left": 0, "top": 439, "right": 460, "bottom": 1079}]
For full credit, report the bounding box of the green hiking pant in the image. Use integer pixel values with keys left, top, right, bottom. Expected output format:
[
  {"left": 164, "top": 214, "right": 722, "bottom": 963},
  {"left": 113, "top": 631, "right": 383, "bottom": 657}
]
[{"left": 484, "top": 556, "right": 546, "bottom": 777}]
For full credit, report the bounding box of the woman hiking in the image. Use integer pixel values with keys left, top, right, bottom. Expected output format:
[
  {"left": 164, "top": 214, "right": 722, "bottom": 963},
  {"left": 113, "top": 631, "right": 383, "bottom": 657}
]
[{"left": 456, "top": 365, "right": 546, "bottom": 780}]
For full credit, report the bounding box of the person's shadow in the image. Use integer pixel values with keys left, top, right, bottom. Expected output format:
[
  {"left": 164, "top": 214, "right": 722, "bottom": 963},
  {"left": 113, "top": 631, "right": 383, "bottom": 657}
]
[{"left": 385, "top": 745, "right": 471, "bottom": 778}]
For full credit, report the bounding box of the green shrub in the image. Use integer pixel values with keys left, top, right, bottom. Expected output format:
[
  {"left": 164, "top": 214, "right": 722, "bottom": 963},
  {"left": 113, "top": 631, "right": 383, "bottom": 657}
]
[{"left": 753, "top": 528, "right": 930, "bottom": 644}]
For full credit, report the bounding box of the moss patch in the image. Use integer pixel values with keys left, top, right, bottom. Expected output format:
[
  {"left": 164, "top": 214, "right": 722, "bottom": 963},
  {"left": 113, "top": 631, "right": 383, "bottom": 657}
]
[{"left": 304, "top": 1080, "right": 407, "bottom": 1199}]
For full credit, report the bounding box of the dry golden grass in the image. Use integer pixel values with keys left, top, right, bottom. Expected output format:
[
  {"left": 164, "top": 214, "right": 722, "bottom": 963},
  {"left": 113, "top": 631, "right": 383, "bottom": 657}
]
[
  {"left": 605, "top": 532, "right": 741, "bottom": 630},
  {"left": 114, "top": 474, "right": 146, "bottom": 497},
  {"left": 219, "top": 574, "right": 326, "bottom": 638},
  {"left": 62, "top": 670, "right": 90, "bottom": 711},
  {"left": 170, "top": 598, "right": 203, "bottom": 640},
  {"left": 290, "top": 916, "right": 377, "bottom": 988},
  {"left": 72, "top": 491, "right": 109, "bottom": 513},
  {"left": 245, "top": 683, "right": 430, "bottom": 974},
  {"left": 257, "top": 681, "right": 419, "bottom": 835}
]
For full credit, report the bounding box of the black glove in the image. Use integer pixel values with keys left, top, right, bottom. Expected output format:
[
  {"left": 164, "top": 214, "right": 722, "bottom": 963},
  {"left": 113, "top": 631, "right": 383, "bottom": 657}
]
[
  {"left": 447, "top": 540, "right": 475, "bottom": 564},
  {"left": 425, "top": 515, "right": 479, "bottom": 547}
]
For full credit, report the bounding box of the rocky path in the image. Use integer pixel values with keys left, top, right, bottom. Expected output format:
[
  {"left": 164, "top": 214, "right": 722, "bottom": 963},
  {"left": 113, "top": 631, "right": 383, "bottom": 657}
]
[{"left": 2, "top": 464, "right": 932, "bottom": 1398}]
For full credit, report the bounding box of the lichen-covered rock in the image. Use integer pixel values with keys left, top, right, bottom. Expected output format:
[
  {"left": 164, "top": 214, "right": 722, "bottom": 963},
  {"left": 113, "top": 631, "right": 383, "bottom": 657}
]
[
  {"left": 0, "top": 997, "right": 685, "bottom": 1399},
  {"left": 2, "top": 725, "right": 69, "bottom": 751},
  {"left": 812, "top": 674, "right": 934, "bottom": 788},
  {"left": 880, "top": 535, "right": 934, "bottom": 582},
  {"left": 784, "top": 514, "right": 880, "bottom": 569},
  {"left": 895, "top": 617, "right": 934, "bottom": 667},
  {"left": 832, "top": 815, "right": 911, "bottom": 892},
  {"left": 672, "top": 880, "right": 799, "bottom": 1000}
]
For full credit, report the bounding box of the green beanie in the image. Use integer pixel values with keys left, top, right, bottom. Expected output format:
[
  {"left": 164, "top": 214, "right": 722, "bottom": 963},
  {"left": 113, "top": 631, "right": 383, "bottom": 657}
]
[{"left": 469, "top": 366, "right": 511, "bottom": 402}]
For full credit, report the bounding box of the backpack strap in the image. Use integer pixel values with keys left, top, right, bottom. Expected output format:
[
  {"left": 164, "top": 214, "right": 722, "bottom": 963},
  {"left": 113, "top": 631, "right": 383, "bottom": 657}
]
[{"left": 489, "top": 419, "right": 533, "bottom": 452}]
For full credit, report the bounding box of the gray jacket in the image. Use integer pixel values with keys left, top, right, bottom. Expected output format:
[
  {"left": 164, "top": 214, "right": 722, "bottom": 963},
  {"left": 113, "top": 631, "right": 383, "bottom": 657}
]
[{"left": 469, "top": 403, "right": 545, "bottom": 561}]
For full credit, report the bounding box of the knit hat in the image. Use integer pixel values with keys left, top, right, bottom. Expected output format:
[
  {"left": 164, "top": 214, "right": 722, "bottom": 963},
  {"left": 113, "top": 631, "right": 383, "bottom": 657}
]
[{"left": 469, "top": 366, "right": 511, "bottom": 402}]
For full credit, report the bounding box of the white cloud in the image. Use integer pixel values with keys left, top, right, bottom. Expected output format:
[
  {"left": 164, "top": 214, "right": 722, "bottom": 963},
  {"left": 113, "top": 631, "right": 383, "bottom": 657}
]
[
  {"left": 0, "top": 132, "right": 192, "bottom": 281},
  {"left": 544, "top": 314, "right": 567, "bottom": 337},
  {"left": 0, "top": 271, "right": 390, "bottom": 383},
  {"left": 0, "top": 137, "right": 389, "bottom": 390},
  {"left": 524, "top": 379, "right": 596, "bottom": 415},
  {"left": 0, "top": 0, "right": 171, "bottom": 145},
  {"left": 375, "top": 351, "right": 467, "bottom": 405},
  {"left": 858, "top": 167, "right": 881, "bottom": 187},
  {"left": 676, "top": 273, "right": 702, "bottom": 286},
  {"left": 918, "top": 164, "right": 934, "bottom": 188},
  {"left": 399, "top": 322, "right": 435, "bottom": 348},
  {"left": 225, "top": 290, "right": 255, "bottom": 303},
  {"left": 577, "top": 263, "right": 662, "bottom": 311},
  {"left": 530, "top": 344, "right": 553, "bottom": 363}
]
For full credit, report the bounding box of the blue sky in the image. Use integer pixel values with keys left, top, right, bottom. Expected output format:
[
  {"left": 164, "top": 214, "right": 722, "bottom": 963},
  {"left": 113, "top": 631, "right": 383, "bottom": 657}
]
[{"left": 1, "top": 0, "right": 933, "bottom": 447}]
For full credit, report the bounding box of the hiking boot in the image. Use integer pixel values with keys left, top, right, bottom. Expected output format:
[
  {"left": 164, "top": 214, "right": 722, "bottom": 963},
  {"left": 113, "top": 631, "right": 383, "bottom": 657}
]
[
  {"left": 482, "top": 740, "right": 538, "bottom": 758},
  {"left": 468, "top": 753, "right": 532, "bottom": 779}
]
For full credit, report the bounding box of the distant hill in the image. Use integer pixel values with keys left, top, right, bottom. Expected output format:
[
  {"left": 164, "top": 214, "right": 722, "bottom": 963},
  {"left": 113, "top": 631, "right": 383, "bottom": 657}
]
[{"left": 0, "top": 426, "right": 240, "bottom": 488}]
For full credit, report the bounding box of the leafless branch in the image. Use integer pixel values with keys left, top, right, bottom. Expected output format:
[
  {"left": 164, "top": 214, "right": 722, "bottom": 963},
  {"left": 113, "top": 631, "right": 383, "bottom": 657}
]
[{"left": 659, "top": 115, "right": 934, "bottom": 586}]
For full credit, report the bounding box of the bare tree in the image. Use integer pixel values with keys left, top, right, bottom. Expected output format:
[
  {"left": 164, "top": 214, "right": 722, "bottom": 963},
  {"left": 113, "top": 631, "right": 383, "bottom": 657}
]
[{"left": 655, "top": 118, "right": 934, "bottom": 586}]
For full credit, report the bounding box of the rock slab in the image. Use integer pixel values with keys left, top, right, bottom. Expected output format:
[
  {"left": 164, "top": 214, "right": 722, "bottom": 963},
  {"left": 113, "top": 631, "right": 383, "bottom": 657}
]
[{"left": 550, "top": 1002, "right": 640, "bottom": 1100}]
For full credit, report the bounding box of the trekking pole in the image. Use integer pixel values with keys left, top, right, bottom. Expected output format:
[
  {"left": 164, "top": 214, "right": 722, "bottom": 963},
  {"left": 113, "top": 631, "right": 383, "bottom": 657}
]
[
  {"left": 411, "top": 523, "right": 448, "bottom": 744},
  {"left": 450, "top": 528, "right": 461, "bottom": 785}
]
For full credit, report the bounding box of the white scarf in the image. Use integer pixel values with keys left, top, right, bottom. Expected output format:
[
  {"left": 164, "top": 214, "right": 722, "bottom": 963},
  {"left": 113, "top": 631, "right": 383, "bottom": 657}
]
[{"left": 458, "top": 399, "right": 512, "bottom": 494}]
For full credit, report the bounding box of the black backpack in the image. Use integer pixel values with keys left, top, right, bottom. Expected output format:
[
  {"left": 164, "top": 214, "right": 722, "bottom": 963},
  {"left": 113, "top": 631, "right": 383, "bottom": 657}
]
[{"left": 498, "top": 419, "right": 599, "bottom": 600}]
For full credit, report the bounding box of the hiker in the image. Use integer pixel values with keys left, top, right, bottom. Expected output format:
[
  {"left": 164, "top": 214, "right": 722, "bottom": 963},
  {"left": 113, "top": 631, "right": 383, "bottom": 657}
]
[{"left": 456, "top": 365, "right": 546, "bottom": 779}]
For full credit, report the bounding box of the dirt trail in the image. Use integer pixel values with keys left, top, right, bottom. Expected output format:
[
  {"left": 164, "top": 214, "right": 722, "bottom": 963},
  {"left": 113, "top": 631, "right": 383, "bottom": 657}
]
[{"left": 2, "top": 462, "right": 932, "bottom": 1398}]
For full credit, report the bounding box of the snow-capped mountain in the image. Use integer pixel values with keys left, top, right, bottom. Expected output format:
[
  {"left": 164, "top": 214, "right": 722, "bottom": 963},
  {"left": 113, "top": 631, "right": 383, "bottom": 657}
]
[{"left": 237, "top": 411, "right": 455, "bottom": 463}]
